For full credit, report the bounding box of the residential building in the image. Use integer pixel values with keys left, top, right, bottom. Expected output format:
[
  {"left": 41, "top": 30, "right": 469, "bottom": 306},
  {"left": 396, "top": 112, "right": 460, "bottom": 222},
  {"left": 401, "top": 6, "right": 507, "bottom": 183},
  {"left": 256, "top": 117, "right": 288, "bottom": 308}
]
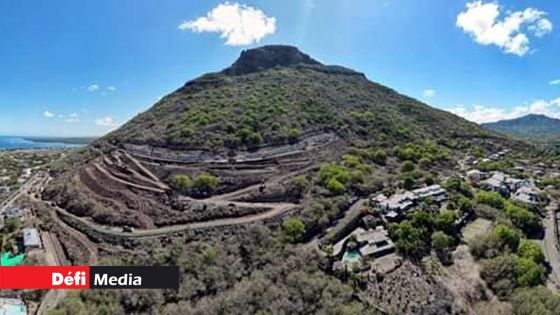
[
  {"left": 357, "top": 226, "right": 395, "bottom": 258},
  {"left": 22, "top": 228, "right": 42, "bottom": 250},
  {"left": 512, "top": 186, "right": 538, "bottom": 206},
  {"left": 466, "top": 169, "right": 486, "bottom": 181},
  {"left": 412, "top": 184, "right": 447, "bottom": 202}
]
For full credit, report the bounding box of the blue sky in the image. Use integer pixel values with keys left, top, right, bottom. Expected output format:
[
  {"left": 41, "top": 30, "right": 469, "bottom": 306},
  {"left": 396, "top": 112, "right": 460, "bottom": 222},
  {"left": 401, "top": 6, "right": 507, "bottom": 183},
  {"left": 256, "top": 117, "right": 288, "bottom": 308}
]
[{"left": 0, "top": 0, "right": 558, "bottom": 136}]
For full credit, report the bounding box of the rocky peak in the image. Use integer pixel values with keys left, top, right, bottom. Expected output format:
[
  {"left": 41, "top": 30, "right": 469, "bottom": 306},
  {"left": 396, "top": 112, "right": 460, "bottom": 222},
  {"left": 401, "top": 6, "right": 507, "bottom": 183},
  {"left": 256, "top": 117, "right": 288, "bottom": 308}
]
[{"left": 223, "top": 45, "right": 322, "bottom": 75}]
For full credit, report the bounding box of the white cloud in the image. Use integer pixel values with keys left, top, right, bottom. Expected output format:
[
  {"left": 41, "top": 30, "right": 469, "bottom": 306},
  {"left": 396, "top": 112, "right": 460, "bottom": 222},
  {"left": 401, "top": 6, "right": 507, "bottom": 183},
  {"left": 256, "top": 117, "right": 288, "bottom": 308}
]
[
  {"left": 550, "top": 79, "right": 560, "bottom": 85},
  {"left": 107, "top": 86, "right": 116, "bottom": 91},
  {"left": 178, "top": 2, "right": 276, "bottom": 46},
  {"left": 43, "top": 110, "right": 55, "bottom": 118},
  {"left": 69, "top": 113, "right": 78, "bottom": 118},
  {"left": 87, "top": 84, "right": 100, "bottom": 92},
  {"left": 65, "top": 117, "right": 79, "bottom": 123},
  {"left": 95, "top": 116, "right": 116, "bottom": 126},
  {"left": 423, "top": 89, "right": 436, "bottom": 99},
  {"left": 529, "top": 18, "right": 553, "bottom": 37},
  {"left": 456, "top": 1, "right": 552, "bottom": 56},
  {"left": 446, "top": 97, "right": 560, "bottom": 123}
]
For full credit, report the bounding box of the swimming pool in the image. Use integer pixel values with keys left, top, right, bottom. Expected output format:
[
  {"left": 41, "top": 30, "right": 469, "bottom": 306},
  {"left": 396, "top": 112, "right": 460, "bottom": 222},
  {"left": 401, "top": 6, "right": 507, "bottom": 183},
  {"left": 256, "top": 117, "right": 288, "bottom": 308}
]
[{"left": 342, "top": 249, "right": 361, "bottom": 264}]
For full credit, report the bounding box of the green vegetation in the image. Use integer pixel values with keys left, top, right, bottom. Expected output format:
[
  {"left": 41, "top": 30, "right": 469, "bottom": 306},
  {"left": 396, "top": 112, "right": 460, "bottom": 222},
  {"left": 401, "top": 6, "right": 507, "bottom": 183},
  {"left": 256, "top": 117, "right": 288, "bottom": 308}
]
[
  {"left": 288, "top": 175, "right": 309, "bottom": 198},
  {"left": 192, "top": 173, "right": 220, "bottom": 197},
  {"left": 390, "top": 211, "right": 458, "bottom": 259},
  {"left": 510, "top": 286, "right": 560, "bottom": 315},
  {"left": 395, "top": 141, "right": 451, "bottom": 164},
  {"left": 470, "top": 222, "right": 547, "bottom": 299},
  {"left": 281, "top": 217, "right": 306, "bottom": 243},
  {"left": 49, "top": 225, "right": 371, "bottom": 314},
  {"left": 474, "top": 192, "right": 542, "bottom": 235},
  {"left": 171, "top": 174, "right": 192, "bottom": 193}
]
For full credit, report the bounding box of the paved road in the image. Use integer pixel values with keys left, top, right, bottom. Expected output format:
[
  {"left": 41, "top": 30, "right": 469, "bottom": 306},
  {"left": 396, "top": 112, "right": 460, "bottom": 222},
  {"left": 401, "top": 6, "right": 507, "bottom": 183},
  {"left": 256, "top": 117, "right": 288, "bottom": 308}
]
[{"left": 541, "top": 201, "right": 560, "bottom": 292}]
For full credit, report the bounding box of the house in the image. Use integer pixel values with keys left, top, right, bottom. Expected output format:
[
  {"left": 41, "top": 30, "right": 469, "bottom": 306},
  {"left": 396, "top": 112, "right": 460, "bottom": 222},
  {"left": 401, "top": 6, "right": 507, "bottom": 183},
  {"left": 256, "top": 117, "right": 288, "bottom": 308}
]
[
  {"left": 22, "top": 228, "right": 42, "bottom": 250},
  {"left": 412, "top": 184, "right": 447, "bottom": 203},
  {"left": 4, "top": 207, "right": 23, "bottom": 220},
  {"left": 466, "top": 169, "right": 486, "bottom": 181},
  {"left": 512, "top": 186, "right": 539, "bottom": 206},
  {"left": 0, "top": 298, "right": 26, "bottom": 315},
  {"left": 357, "top": 226, "right": 395, "bottom": 258},
  {"left": 482, "top": 172, "right": 510, "bottom": 197},
  {"left": 371, "top": 192, "right": 417, "bottom": 213}
]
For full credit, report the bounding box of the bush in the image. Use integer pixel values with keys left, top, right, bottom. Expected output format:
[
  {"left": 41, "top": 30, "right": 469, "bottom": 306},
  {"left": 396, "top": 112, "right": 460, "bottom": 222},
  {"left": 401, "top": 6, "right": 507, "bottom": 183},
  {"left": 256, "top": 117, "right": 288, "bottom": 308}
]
[
  {"left": 516, "top": 257, "right": 544, "bottom": 287},
  {"left": 371, "top": 150, "right": 387, "bottom": 165},
  {"left": 446, "top": 177, "right": 472, "bottom": 197},
  {"left": 281, "top": 217, "right": 306, "bottom": 243},
  {"left": 403, "top": 176, "right": 415, "bottom": 190},
  {"left": 327, "top": 178, "right": 346, "bottom": 194},
  {"left": 289, "top": 175, "right": 309, "bottom": 197},
  {"left": 494, "top": 224, "right": 520, "bottom": 252},
  {"left": 505, "top": 202, "right": 542, "bottom": 235},
  {"left": 392, "top": 221, "right": 426, "bottom": 257},
  {"left": 431, "top": 231, "right": 454, "bottom": 250},
  {"left": 510, "top": 286, "right": 560, "bottom": 315},
  {"left": 476, "top": 191, "right": 505, "bottom": 209},
  {"left": 172, "top": 174, "right": 192, "bottom": 193},
  {"left": 480, "top": 254, "right": 517, "bottom": 298},
  {"left": 517, "top": 239, "right": 545, "bottom": 264},
  {"left": 193, "top": 173, "right": 220, "bottom": 196},
  {"left": 318, "top": 163, "right": 349, "bottom": 185},
  {"left": 435, "top": 210, "right": 458, "bottom": 236},
  {"left": 401, "top": 161, "right": 415, "bottom": 173}
]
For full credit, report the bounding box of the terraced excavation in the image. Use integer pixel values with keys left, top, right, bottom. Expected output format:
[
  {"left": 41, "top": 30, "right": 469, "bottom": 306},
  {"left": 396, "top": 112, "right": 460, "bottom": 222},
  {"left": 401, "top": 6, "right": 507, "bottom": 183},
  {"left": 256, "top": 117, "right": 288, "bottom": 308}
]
[{"left": 44, "top": 132, "right": 341, "bottom": 232}]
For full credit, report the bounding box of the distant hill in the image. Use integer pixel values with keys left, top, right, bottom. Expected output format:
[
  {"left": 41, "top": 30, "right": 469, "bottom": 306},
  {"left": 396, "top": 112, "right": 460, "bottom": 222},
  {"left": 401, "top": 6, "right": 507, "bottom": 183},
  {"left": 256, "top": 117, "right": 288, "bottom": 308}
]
[
  {"left": 482, "top": 114, "right": 560, "bottom": 145},
  {"left": 25, "top": 136, "right": 97, "bottom": 145}
]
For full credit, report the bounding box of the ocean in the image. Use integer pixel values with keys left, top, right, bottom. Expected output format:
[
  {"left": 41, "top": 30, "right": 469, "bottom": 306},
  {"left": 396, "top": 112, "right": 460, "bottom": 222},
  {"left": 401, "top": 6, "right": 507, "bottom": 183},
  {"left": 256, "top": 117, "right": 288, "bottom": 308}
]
[{"left": 0, "top": 136, "right": 84, "bottom": 150}]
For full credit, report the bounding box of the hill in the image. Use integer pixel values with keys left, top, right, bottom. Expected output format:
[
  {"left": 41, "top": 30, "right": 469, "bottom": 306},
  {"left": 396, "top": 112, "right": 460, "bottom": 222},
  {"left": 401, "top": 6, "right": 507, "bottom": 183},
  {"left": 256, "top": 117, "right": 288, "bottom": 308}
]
[
  {"left": 104, "top": 45, "right": 492, "bottom": 150},
  {"left": 43, "top": 45, "right": 518, "bottom": 230},
  {"left": 38, "top": 45, "right": 543, "bottom": 315},
  {"left": 482, "top": 114, "right": 560, "bottom": 145}
]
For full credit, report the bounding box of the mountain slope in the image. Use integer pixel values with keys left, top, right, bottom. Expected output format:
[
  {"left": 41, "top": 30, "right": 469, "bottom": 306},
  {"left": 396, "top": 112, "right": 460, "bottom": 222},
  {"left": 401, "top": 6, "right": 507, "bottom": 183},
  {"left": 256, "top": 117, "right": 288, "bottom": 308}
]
[
  {"left": 482, "top": 114, "right": 560, "bottom": 145},
  {"left": 104, "top": 45, "right": 490, "bottom": 151},
  {"left": 45, "top": 45, "right": 516, "bottom": 229}
]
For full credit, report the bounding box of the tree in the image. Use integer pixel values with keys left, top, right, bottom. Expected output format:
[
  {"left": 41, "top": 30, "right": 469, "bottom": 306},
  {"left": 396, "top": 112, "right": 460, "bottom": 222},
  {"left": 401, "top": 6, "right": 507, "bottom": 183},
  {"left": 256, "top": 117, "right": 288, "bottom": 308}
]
[
  {"left": 505, "top": 202, "right": 542, "bottom": 235},
  {"left": 327, "top": 178, "right": 346, "bottom": 194},
  {"left": 172, "top": 174, "right": 192, "bottom": 194},
  {"left": 192, "top": 173, "right": 220, "bottom": 197},
  {"left": 494, "top": 224, "right": 520, "bottom": 252},
  {"left": 518, "top": 239, "right": 545, "bottom": 264},
  {"left": 289, "top": 175, "right": 309, "bottom": 197},
  {"left": 476, "top": 191, "right": 505, "bottom": 209},
  {"left": 435, "top": 210, "right": 458, "bottom": 236},
  {"left": 281, "top": 218, "right": 306, "bottom": 243},
  {"left": 392, "top": 220, "right": 428, "bottom": 258},
  {"left": 480, "top": 254, "right": 517, "bottom": 298},
  {"left": 431, "top": 231, "right": 454, "bottom": 264},
  {"left": 409, "top": 211, "right": 436, "bottom": 234},
  {"left": 516, "top": 257, "right": 544, "bottom": 287},
  {"left": 510, "top": 286, "right": 560, "bottom": 315}
]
